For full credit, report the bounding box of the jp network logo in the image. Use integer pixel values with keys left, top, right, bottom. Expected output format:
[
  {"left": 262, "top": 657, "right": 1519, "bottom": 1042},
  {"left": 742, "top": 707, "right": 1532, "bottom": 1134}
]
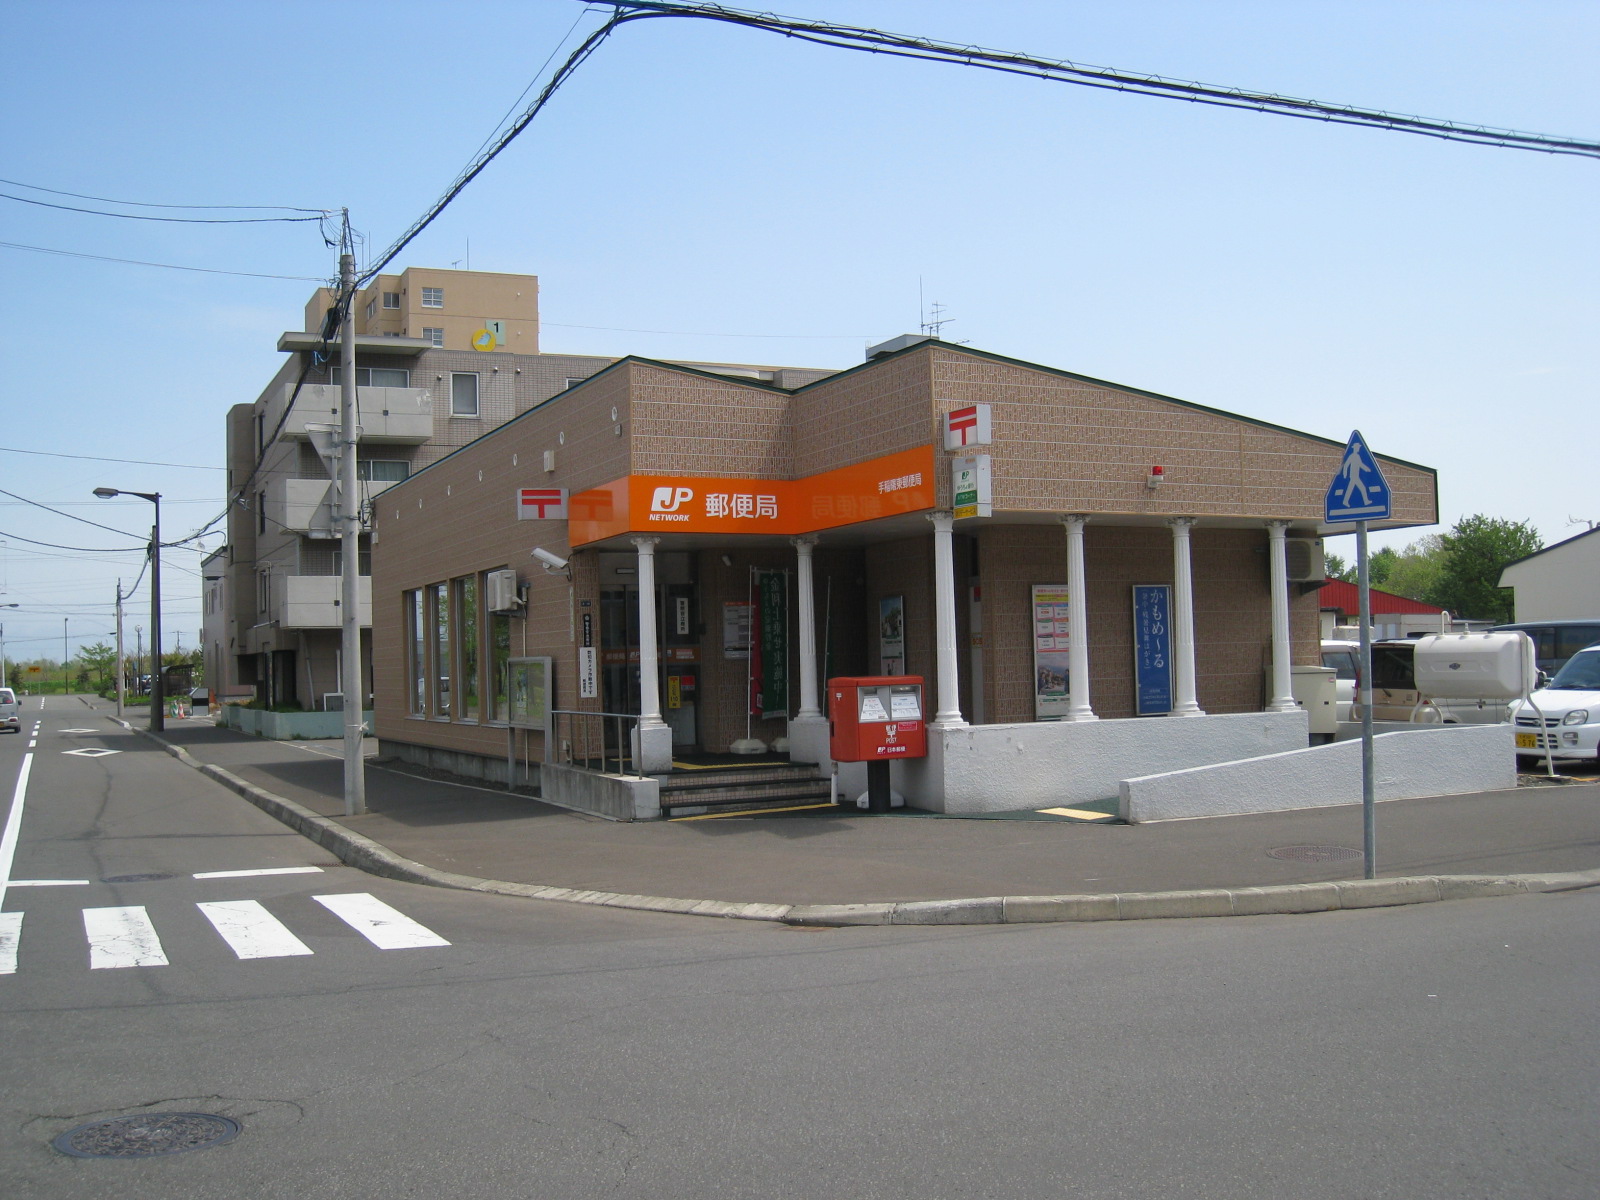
[{"left": 650, "top": 486, "right": 694, "bottom": 513}]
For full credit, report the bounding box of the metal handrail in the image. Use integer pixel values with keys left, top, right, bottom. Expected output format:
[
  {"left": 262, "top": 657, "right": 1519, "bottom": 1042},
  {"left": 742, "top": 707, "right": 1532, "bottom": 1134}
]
[{"left": 550, "top": 708, "right": 646, "bottom": 778}]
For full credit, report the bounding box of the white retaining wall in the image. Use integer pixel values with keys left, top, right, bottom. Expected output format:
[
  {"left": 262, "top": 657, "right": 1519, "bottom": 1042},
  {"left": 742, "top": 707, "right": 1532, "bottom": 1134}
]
[
  {"left": 1119, "top": 722, "right": 1516, "bottom": 822},
  {"left": 900, "top": 710, "right": 1310, "bottom": 813}
]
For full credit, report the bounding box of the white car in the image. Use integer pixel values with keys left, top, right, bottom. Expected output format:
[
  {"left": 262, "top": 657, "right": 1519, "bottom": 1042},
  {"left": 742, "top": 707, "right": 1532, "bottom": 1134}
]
[
  {"left": 1512, "top": 645, "right": 1600, "bottom": 767},
  {"left": 1320, "top": 640, "right": 1359, "bottom": 722},
  {"left": 0, "top": 687, "right": 19, "bottom": 735}
]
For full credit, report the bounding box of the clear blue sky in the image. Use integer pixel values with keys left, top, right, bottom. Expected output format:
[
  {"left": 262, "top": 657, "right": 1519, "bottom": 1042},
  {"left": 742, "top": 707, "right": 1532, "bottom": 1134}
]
[{"left": 3, "top": 1, "right": 1595, "bottom": 663}]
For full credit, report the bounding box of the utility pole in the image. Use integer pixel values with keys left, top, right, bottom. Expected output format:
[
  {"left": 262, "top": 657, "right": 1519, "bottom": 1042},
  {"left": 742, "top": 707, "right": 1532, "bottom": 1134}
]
[
  {"left": 115, "top": 580, "right": 126, "bottom": 717},
  {"left": 338, "top": 220, "right": 367, "bottom": 816},
  {"left": 63, "top": 617, "right": 69, "bottom": 697}
]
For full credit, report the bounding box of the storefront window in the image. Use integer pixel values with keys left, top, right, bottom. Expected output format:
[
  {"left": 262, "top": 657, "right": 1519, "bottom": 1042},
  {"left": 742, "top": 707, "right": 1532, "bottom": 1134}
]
[
  {"left": 430, "top": 582, "right": 450, "bottom": 716},
  {"left": 406, "top": 590, "right": 425, "bottom": 716},
  {"left": 490, "top": 611, "right": 511, "bottom": 723},
  {"left": 457, "top": 575, "right": 479, "bottom": 721}
]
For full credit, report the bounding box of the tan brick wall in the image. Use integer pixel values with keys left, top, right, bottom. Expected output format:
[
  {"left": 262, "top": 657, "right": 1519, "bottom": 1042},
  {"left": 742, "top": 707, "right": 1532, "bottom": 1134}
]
[
  {"left": 927, "top": 348, "right": 1436, "bottom": 525},
  {"left": 791, "top": 351, "right": 935, "bottom": 480},
  {"left": 629, "top": 365, "right": 793, "bottom": 479},
  {"left": 975, "top": 524, "right": 1322, "bottom": 723}
]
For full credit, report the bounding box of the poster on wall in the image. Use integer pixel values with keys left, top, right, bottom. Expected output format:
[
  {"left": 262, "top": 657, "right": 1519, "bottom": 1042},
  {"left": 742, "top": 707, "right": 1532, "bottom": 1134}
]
[
  {"left": 753, "top": 569, "right": 788, "bottom": 718},
  {"left": 879, "top": 594, "right": 905, "bottom": 676},
  {"left": 1132, "top": 584, "right": 1174, "bottom": 716},
  {"left": 507, "top": 656, "right": 554, "bottom": 734},
  {"left": 1032, "top": 585, "right": 1072, "bottom": 719},
  {"left": 577, "top": 646, "right": 598, "bottom": 700},
  {"left": 723, "top": 601, "right": 751, "bottom": 659}
]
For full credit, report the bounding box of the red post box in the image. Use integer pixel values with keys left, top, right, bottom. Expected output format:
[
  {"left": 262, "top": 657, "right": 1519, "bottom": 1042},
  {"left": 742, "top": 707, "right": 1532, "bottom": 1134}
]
[{"left": 828, "top": 676, "right": 927, "bottom": 762}]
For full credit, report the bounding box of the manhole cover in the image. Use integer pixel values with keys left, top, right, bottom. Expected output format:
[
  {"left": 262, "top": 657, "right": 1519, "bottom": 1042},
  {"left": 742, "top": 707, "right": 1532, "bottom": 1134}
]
[
  {"left": 52, "top": 1113, "right": 240, "bottom": 1159},
  {"left": 1268, "top": 845, "right": 1363, "bottom": 863},
  {"left": 102, "top": 872, "right": 174, "bottom": 884}
]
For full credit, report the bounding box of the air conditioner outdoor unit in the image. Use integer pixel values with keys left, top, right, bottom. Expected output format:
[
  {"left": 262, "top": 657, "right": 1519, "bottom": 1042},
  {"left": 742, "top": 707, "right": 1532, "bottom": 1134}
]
[
  {"left": 1284, "top": 537, "right": 1325, "bottom": 583},
  {"left": 486, "top": 568, "right": 523, "bottom": 613}
]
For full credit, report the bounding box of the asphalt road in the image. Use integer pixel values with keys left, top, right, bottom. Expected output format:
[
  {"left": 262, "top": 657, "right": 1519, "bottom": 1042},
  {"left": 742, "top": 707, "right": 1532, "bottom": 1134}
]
[{"left": 2, "top": 696, "right": 1596, "bottom": 1199}]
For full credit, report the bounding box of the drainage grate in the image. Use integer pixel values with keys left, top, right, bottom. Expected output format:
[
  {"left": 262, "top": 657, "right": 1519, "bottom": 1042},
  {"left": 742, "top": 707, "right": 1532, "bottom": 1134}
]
[
  {"left": 1268, "top": 845, "right": 1363, "bottom": 863},
  {"left": 52, "top": 1113, "right": 241, "bottom": 1159}
]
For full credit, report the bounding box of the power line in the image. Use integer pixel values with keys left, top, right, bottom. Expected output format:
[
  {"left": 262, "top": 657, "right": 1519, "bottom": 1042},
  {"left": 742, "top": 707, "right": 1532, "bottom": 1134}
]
[
  {"left": 0, "top": 445, "right": 225, "bottom": 472},
  {"left": 0, "top": 176, "right": 330, "bottom": 213},
  {"left": 607, "top": 2, "right": 1600, "bottom": 159},
  {"left": 1, "top": 191, "right": 329, "bottom": 224},
  {"left": 0, "top": 240, "right": 328, "bottom": 282},
  {"left": 0, "top": 488, "right": 145, "bottom": 541}
]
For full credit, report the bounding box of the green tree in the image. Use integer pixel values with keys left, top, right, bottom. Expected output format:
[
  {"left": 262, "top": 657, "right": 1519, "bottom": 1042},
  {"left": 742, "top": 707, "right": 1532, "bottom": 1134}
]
[
  {"left": 1323, "top": 552, "right": 1356, "bottom": 583},
  {"left": 1367, "top": 546, "right": 1398, "bottom": 589},
  {"left": 1380, "top": 534, "right": 1445, "bottom": 602},
  {"left": 76, "top": 640, "right": 118, "bottom": 691},
  {"left": 1429, "top": 515, "right": 1542, "bottom": 622}
]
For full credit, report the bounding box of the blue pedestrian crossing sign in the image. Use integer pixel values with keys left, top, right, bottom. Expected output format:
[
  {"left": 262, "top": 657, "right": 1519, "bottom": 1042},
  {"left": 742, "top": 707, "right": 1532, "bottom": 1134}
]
[{"left": 1325, "top": 430, "right": 1391, "bottom": 523}]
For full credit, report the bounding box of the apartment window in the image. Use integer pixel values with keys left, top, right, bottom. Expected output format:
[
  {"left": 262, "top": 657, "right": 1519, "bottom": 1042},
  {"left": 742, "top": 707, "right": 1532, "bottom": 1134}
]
[
  {"left": 405, "top": 590, "right": 425, "bottom": 716},
  {"left": 256, "top": 570, "right": 270, "bottom": 616},
  {"left": 565, "top": 377, "right": 588, "bottom": 390},
  {"left": 421, "top": 287, "right": 444, "bottom": 308},
  {"left": 456, "top": 575, "right": 480, "bottom": 722},
  {"left": 358, "top": 459, "right": 410, "bottom": 482},
  {"left": 423, "top": 327, "right": 444, "bottom": 347},
  {"left": 383, "top": 292, "right": 401, "bottom": 309},
  {"left": 330, "top": 366, "right": 410, "bottom": 388},
  {"left": 256, "top": 491, "right": 267, "bottom": 535},
  {"left": 365, "top": 298, "right": 377, "bottom": 321},
  {"left": 450, "top": 373, "right": 479, "bottom": 417}
]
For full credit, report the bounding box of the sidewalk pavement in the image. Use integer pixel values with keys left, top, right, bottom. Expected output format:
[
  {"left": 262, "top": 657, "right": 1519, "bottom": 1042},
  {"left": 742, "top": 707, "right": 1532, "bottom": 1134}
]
[{"left": 99, "top": 700, "right": 1600, "bottom": 925}]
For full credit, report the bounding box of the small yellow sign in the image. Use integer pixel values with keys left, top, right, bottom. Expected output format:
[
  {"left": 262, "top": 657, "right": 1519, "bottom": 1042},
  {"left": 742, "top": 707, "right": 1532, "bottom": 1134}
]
[
  {"left": 27, "top": 665, "right": 42, "bottom": 674},
  {"left": 471, "top": 327, "right": 497, "bottom": 352}
]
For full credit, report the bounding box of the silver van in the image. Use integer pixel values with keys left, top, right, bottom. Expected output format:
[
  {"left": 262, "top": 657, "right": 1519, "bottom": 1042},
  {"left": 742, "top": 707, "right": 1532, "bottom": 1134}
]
[
  {"left": 1493, "top": 620, "right": 1600, "bottom": 678},
  {"left": 0, "top": 687, "right": 19, "bottom": 735}
]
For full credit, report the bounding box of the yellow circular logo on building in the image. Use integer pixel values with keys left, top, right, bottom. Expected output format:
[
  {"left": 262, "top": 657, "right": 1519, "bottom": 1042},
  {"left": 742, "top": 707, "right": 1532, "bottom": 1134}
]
[{"left": 471, "top": 328, "right": 497, "bottom": 352}]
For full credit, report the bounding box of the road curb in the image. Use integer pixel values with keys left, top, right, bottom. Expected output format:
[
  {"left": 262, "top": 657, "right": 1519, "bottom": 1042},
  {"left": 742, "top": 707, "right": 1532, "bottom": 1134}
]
[{"left": 116, "top": 719, "right": 1600, "bottom": 926}]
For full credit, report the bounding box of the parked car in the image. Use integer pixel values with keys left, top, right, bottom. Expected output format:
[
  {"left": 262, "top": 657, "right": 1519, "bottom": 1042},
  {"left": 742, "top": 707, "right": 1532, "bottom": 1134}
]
[
  {"left": 1320, "top": 640, "right": 1359, "bottom": 722},
  {"left": 1512, "top": 644, "right": 1600, "bottom": 767},
  {"left": 0, "top": 687, "right": 19, "bottom": 734},
  {"left": 1493, "top": 619, "right": 1600, "bottom": 677},
  {"left": 1328, "top": 638, "right": 1513, "bottom": 725}
]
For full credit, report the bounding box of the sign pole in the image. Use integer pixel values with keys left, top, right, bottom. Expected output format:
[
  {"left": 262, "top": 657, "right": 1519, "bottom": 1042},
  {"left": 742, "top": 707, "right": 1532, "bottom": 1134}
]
[
  {"left": 1356, "top": 520, "right": 1376, "bottom": 878},
  {"left": 1324, "top": 429, "right": 1390, "bottom": 881}
]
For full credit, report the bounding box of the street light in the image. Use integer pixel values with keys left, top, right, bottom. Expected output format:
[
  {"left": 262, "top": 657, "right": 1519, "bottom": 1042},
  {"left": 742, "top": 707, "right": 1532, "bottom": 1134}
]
[{"left": 95, "top": 487, "right": 163, "bottom": 732}]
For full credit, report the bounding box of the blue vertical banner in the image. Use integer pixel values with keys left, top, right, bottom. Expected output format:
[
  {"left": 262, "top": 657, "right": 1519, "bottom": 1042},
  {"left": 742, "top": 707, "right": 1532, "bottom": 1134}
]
[{"left": 1132, "top": 584, "right": 1173, "bottom": 716}]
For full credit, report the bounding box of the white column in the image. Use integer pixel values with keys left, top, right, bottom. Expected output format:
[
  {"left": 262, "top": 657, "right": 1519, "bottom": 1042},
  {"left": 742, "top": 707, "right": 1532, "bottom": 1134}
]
[
  {"left": 631, "top": 535, "right": 672, "bottom": 772},
  {"left": 791, "top": 537, "right": 822, "bottom": 719},
  {"left": 1167, "top": 517, "right": 1205, "bottom": 717},
  {"left": 928, "top": 511, "right": 965, "bottom": 727},
  {"left": 1265, "top": 521, "right": 1298, "bottom": 712},
  {"left": 1061, "top": 515, "right": 1098, "bottom": 721},
  {"left": 786, "top": 536, "right": 831, "bottom": 766}
]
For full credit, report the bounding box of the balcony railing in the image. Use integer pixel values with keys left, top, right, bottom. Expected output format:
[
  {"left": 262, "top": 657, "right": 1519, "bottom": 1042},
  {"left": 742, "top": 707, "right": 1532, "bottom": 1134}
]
[{"left": 274, "top": 383, "right": 433, "bottom": 443}]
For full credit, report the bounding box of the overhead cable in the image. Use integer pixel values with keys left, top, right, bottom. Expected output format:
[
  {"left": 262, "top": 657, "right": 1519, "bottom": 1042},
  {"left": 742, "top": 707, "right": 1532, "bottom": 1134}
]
[
  {"left": 0, "top": 176, "right": 330, "bottom": 213},
  {"left": 1, "top": 191, "right": 329, "bottom": 223},
  {"left": 0, "top": 240, "right": 328, "bottom": 282}
]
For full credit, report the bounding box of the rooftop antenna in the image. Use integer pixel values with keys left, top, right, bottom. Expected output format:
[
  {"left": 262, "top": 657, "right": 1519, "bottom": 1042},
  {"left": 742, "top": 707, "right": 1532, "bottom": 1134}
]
[
  {"left": 452, "top": 237, "right": 471, "bottom": 271},
  {"left": 921, "top": 301, "right": 952, "bottom": 340}
]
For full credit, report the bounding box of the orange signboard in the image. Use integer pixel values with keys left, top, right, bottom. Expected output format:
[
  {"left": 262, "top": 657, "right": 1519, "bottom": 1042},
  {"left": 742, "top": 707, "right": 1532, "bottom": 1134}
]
[{"left": 569, "top": 445, "right": 936, "bottom": 546}]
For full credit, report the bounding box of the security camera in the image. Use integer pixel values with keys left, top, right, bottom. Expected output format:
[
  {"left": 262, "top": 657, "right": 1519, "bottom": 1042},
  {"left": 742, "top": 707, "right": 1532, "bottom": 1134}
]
[{"left": 531, "top": 547, "right": 569, "bottom": 573}]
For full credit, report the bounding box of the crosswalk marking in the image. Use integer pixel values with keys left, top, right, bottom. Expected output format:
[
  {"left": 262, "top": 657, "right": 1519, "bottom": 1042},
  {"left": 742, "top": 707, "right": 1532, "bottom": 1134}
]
[
  {"left": 0, "top": 912, "right": 22, "bottom": 974},
  {"left": 84, "top": 906, "right": 169, "bottom": 969},
  {"left": 193, "top": 866, "right": 324, "bottom": 880},
  {"left": 314, "top": 893, "right": 451, "bottom": 949},
  {"left": 198, "top": 900, "right": 315, "bottom": 960}
]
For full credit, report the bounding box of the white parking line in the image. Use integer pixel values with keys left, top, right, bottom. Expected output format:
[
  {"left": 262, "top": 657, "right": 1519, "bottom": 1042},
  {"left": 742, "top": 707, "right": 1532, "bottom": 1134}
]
[
  {"left": 7, "top": 879, "right": 91, "bottom": 888},
  {"left": 198, "top": 900, "right": 314, "bottom": 959},
  {"left": 192, "top": 866, "right": 325, "bottom": 880},
  {"left": 0, "top": 912, "right": 22, "bottom": 974},
  {"left": 0, "top": 751, "right": 35, "bottom": 912},
  {"left": 83, "top": 906, "right": 169, "bottom": 969},
  {"left": 313, "top": 893, "right": 450, "bottom": 949}
]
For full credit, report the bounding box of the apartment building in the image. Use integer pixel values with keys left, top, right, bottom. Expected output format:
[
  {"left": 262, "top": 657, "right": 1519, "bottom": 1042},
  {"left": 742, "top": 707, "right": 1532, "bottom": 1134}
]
[{"left": 203, "top": 267, "right": 832, "bottom": 710}]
